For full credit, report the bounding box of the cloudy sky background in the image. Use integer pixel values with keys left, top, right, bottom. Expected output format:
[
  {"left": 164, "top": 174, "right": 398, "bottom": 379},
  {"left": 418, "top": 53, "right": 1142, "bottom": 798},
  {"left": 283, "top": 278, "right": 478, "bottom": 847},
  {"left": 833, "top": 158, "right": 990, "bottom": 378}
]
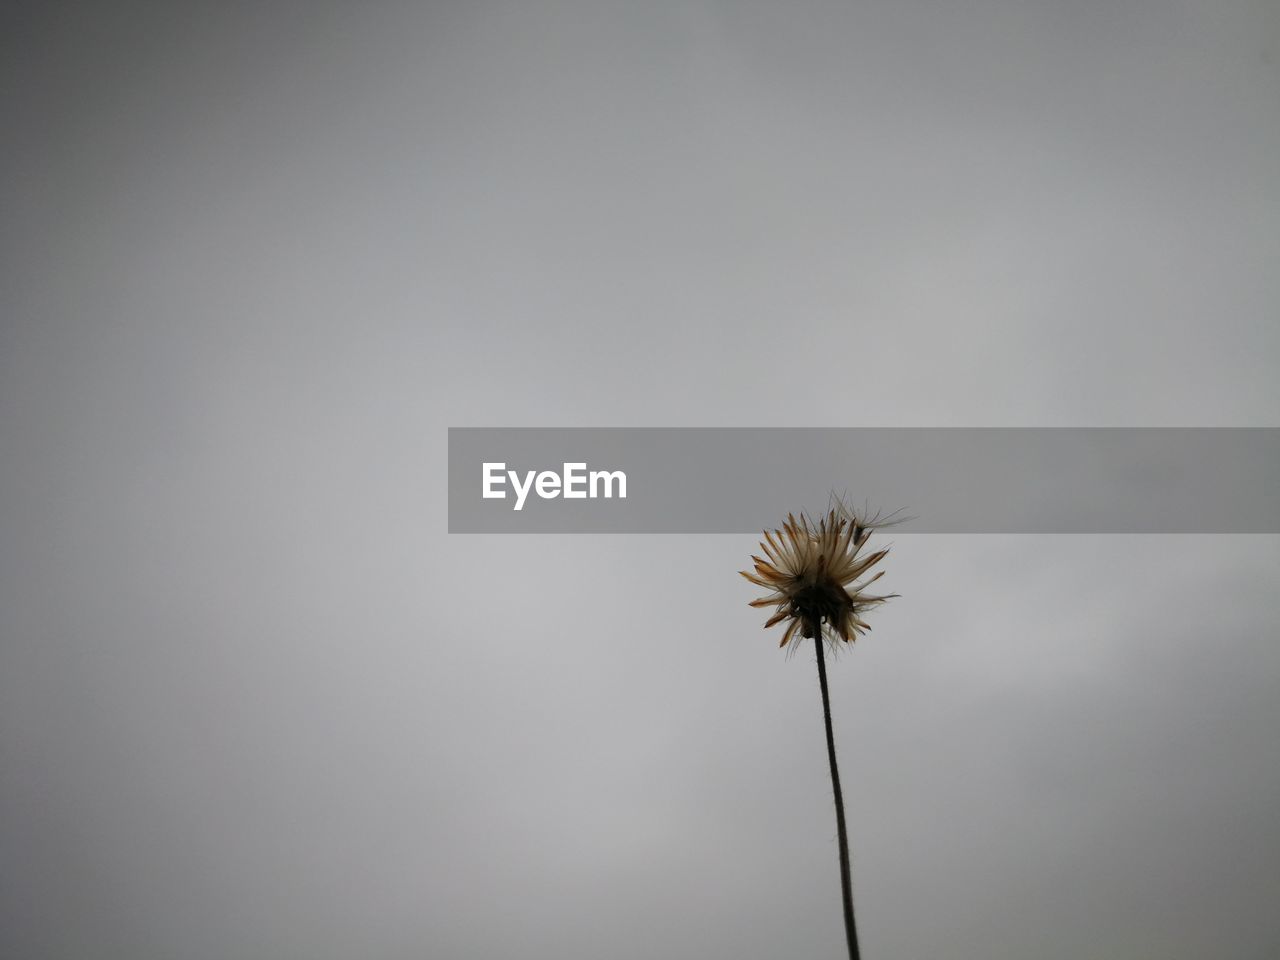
[{"left": 2, "top": 1, "right": 1278, "bottom": 958}]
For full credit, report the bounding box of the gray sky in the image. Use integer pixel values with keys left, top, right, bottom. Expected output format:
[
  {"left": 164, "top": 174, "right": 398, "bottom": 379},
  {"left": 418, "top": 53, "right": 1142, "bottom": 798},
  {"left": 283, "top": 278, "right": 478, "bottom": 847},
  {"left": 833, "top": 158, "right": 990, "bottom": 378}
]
[{"left": 2, "top": 2, "right": 1278, "bottom": 958}]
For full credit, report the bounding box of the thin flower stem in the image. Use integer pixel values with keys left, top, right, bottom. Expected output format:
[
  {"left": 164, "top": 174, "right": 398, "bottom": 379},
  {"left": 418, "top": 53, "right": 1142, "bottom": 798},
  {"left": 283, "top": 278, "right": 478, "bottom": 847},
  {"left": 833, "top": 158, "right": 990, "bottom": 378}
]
[{"left": 814, "top": 633, "right": 861, "bottom": 960}]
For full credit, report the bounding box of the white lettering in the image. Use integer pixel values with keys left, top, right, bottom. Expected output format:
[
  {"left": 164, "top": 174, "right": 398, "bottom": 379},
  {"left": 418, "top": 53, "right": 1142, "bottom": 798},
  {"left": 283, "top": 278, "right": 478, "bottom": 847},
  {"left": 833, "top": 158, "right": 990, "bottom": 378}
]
[
  {"left": 562, "top": 462, "right": 587, "bottom": 498},
  {"left": 482, "top": 463, "right": 506, "bottom": 499},
  {"left": 510, "top": 469, "right": 536, "bottom": 512},
  {"left": 535, "top": 470, "right": 561, "bottom": 499},
  {"left": 484, "top": 462, "right": 626, "bottom": 510},
  {"left": 590, "top": 469, "right": 627, "bottom": 500}
]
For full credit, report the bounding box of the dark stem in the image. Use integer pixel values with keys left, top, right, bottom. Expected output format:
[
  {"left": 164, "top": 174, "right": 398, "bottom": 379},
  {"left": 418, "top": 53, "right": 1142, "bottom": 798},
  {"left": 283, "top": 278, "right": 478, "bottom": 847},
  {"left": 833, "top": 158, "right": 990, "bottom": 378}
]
[{"left": 814, "top": 631, "right": 861, "bottom": 960}]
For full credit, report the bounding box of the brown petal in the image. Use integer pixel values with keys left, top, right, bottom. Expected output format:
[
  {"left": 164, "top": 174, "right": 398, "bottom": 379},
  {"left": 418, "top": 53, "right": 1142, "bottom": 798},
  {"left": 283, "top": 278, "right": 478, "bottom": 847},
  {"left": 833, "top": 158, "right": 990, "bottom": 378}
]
[
  {"left": 780, "top": 619, "right": 799, "bottom": 648},
  {"left": 842, "top": 548, "right": 888, "bottom": 582},
  {"left": 764, "top": 608, "right": 792, "bottom": 628},
  {"left": 752, "top": 557, "right": 783, "bottom": 579}
]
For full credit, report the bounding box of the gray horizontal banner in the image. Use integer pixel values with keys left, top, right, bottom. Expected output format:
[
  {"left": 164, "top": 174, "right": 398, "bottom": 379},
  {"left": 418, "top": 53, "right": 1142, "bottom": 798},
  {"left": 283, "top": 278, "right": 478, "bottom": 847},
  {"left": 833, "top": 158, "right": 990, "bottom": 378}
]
[{"left": 447, "top": 428, "right": 1279, "bottom": 533}]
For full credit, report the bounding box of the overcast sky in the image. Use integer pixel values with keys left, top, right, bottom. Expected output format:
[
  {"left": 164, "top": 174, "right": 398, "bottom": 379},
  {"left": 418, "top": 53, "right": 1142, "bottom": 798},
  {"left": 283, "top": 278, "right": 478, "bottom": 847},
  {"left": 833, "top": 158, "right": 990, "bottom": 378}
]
[{"left": 2, "top": 2, "right": 1278, "bottom": 958}]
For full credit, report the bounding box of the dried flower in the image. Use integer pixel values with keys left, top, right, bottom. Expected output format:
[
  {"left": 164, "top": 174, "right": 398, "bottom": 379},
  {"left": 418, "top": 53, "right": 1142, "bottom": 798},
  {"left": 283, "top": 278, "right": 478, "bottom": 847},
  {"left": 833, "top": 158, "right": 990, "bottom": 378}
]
[
  {"left": 739, "top": 502, "right": 902, "bottom": 960},
  {"left": 740, "top": 508, "right": 896, "bottom": 650}
]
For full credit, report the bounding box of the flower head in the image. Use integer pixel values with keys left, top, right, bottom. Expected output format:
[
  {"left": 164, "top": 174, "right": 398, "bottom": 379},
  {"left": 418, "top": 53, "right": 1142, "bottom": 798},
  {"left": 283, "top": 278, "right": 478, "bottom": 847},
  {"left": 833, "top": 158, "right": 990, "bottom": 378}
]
[{"left": 740, "top": 509, "right": 897, "bottom": 650}]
